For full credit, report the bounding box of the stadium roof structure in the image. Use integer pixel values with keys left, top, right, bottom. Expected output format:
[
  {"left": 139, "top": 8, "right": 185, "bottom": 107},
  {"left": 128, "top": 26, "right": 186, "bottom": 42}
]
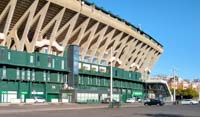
[{"left": 0, "top": 0, "right": 163, "bottom": 74}]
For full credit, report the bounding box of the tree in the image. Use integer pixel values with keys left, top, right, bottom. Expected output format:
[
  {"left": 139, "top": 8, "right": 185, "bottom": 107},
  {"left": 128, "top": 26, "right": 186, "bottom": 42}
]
[{"left": 170, "top": 87, "right": 198, "bottom": 99}]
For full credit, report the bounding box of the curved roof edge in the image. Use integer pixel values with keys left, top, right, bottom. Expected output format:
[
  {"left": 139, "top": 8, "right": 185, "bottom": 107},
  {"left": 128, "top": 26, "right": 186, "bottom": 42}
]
[{"left": 84, "top": 0, "right": 163, "bottom": 48}]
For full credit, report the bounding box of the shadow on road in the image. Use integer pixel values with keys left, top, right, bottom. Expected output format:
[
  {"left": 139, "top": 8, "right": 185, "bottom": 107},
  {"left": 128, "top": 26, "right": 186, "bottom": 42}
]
[{"left": 142, "top": 113, "right": 198, "bottom": 117}]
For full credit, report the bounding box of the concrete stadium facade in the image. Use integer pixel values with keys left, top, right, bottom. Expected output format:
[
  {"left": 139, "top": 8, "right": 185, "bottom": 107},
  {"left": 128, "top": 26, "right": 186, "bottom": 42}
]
[{"left": 0, "top": 0, "right": 164, "bottom": 103}]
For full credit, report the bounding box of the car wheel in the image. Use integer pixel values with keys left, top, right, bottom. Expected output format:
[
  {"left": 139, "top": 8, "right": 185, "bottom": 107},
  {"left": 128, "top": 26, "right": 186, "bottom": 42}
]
[{"left": 190, "top": 102, "right": 193, "bottom": 105}]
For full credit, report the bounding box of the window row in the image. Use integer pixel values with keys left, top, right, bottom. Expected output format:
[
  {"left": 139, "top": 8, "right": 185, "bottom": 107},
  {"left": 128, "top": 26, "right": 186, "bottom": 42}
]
[
  {"left": 0, "top": 66, "right": 68, "bottom": 83},
  {"left": 77, "top": 75, "right": 143, "bottom": 89}
]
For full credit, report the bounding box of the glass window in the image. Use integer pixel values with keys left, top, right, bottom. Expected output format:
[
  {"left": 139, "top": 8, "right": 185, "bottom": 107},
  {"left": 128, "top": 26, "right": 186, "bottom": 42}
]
[
  {"left": 64, "top": 74, "right": 68, "bottom": 84},
  {"left": 48, "top": 56, "right": 52, "bottom": 67},
  {"left": 1, "top": 49, "right": 5, "bottom": 61},
  {"left": 8, "top": 52, "right": 11, "bottom": 60},
  {"left": 115, "top": 70, "right": 117, "bottom": 76},
  {"left": 32, "top": 69, "right": 35, "bottom": 81},
  {"left": 2, "top": 66, "right": 6, "bottom": 79},
  {"left": 84, "top": 56, "right": 90, "bottom": 62},
  {"left": 43, "top": 71, "right": 46, "bottom": 81},
  {"left": 47, "top": 71, "right": 50, "bottom": 81},
  {"left": 27, "top": 69, "right": 30, "bottom": 80},
  {"left": 30, "top": 56, "right": 33, "bottom": 63},
  {"left": 100, "top": 60, "right": 107, "bottom": 65},
  {"left": 78, "top": 76, "right": 81, "bottom": 84},
  {"left": 92, "top": 58, "right": 98, "bottom": 64},
  {"left": 16, "top": 68, "right": 20, "bottom": 79},
  {"left": 21, "top": 68, "right": 25, "bottom": 80},
  {"left": 57, "top": 73, "right": 60, "bottom": 82},
  {"left": 61, "top": 60, "right": 64, "bottom": 69},
  {"left": 52, "top": 59, "right": 55, "bottom": 68}
]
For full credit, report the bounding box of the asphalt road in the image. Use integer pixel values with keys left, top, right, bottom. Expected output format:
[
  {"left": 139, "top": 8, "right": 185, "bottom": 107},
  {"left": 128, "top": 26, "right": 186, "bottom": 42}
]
[{"left": 0, "top": 104, "right": 200, "bottom": 117}]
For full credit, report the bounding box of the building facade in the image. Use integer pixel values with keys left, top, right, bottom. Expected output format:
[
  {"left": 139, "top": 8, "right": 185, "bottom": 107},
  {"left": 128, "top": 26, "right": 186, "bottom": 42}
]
[{"left": 0, "top": 0, "right": 163, "bottom": 103}]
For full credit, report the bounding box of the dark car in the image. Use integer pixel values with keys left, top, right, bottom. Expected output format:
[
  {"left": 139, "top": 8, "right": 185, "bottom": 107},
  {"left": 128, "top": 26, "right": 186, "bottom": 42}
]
[{"left": 144, "top": 99, "right": 164, "bottom": 106}]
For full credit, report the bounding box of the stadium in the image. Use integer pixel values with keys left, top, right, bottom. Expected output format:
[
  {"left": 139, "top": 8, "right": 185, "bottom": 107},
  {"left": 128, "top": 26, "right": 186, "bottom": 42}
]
[{"left": 0, "top": 0, "right": 171, "bottom": 103}]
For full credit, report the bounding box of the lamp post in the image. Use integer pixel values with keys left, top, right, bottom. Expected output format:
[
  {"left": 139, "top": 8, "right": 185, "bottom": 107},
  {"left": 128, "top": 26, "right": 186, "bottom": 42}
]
[{"left": 110, "top": 47, "right": 113, "bottom": 107}]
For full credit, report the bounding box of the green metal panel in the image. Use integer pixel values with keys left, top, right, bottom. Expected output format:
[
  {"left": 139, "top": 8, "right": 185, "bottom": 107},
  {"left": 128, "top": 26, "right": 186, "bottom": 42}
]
[
  {"left": 53, "top": 56, "right": 62, "bottom": 70},
  {"left": 35, "top": 53, "right": 50, "bottom": 69},
  {"left": 0, "top": 46, "right": 7, "bottom": 64},
  {"left": 35, "top": 70, "right": 45, "bottom": 82},
  {"left": 47, "top": 93, "right": 59, "bottom": 102},
  {"left": 8, "top": 50, "right": 27, "bottom": 66},
  {"left": 121, "top": 89, "right": 127, "bottom": 103},
  {"left": 50, "top": 72, "right": 60, "bottom": 83},
  {"left": 123, "top": 71, "right": 129, "bottom": 80},
  {"left": 32, "top": 83, "right": 45, "bottom": 92},
  {"left": 20, "top": 82, "right": 29, "bottom": 92},
  {"left": 46, "top": 83, "right": 62, "bottom": 93},
  {"left": 0, "top": 81, "right": 18, "bottom": 91},
  {"left": 100, "top": 78, "right": 104, "bottom": 86},
  {"left": 6, "top": 67, "right": 16, "bottom": 80}
]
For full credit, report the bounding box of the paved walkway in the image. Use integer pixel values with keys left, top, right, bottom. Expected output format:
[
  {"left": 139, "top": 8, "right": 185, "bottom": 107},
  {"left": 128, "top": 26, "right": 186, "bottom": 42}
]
[{"left": 0, "top": 103, "right": 145, "bottom": 114}]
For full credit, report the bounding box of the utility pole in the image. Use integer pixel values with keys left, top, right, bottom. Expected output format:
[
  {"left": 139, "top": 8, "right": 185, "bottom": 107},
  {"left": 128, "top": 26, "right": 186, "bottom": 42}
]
[{"left": 110, "top": 47, "right": 113, "bottom": 108}]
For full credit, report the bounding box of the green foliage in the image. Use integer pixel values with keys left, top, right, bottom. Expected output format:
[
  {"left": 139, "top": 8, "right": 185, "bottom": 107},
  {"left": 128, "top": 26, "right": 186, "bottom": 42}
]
[{"left": 170, "top": 88, "right": 198, "bottom": 98}]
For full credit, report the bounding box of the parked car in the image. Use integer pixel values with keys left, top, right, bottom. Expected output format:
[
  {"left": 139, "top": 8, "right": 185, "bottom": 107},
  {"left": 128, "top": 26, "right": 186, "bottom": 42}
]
[
  {"left": 34, "top": 97, "right": 46, "bottom": 103},
  {"left": 101, "top": 98, "right": 119, "bottom": 103},
  {"left": 144, "top": 99, "right": 164, "bottom": 106},
  {"left": 180, "top": 99, "right": 199, "bottom": 105},
  {"left": 101, "top": 98, "right": 121, "bottom": 107},
  {"left": 126, "top": 98, "right": 136, "bottom": 103}
]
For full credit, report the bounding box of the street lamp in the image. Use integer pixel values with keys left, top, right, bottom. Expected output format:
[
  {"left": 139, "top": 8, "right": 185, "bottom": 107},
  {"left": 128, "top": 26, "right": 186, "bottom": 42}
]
[
  {"left": 109, "top": 47, "right": 121, "bottom": 108},
  {"left": 110, "top": 47, "right": 113, "bottom": 107}
]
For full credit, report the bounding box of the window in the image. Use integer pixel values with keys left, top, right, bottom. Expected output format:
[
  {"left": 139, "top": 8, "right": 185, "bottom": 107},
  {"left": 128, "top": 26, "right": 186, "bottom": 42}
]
[
  {"left": 32, "top": 69, "right": 35, "bottom": 81},
  {"left": 60, "top": 73, "right": 63, "bottom": 83},
  {"left": 27, "top": 69, "right": 30, "bottom": 80},
  {"left": 1, "top": 49, "right": 5, "bottom": 61},
  {"left": 61, "top": 60, "right": 64, "bottom": 69},
  {"left": 57, "top": 73, "right": 60, "bottom": 82},
  {"left": 37, "top": 56, "right": 40, "bottom": 65},
  {"left": 2, "top": 66, "right": 6, "bottom": 79},
  {"left": 100, "top": 60, "right": 107, "bottom": 65},
  {"left": 43, "top": 71, "right": 46, "bottom": 81},
  {"left": 115, "top": 70, "right": 117, "bottom": 76},
  {"left": 8, "top": 52, "right": 11, "bottom": 60},
  {"left": 47, "top": 71, "right": 50, "bottom": 81},
  {"left": 30, "top": 56, "right": 34, "bottom": 63},
  {"left": 16, "top": 68, "right": 20, "bottom": 79},
  {"left": 48, "top": 56, "right": 52, "bottom": 67},
  {"left": 64, "top": 74, "right": 68, "bottom": 84},
  {"left": 84, "top": 56, "right": 90, "bottom": 62},
  {"left": 52, "top": 59, "right": 55, "bottom": 68},
  {"left": 21, "top": 68, "right": 25, "bottom": 80},
  {"left": 92, "top": 58, "right": 98, "bottom": 64}
]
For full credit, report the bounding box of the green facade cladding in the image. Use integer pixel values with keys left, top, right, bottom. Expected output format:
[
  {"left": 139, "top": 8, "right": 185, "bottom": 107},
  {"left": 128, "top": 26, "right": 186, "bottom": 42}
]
[{"left": 0, "top": 46, "right": 144, "bottom": 103}]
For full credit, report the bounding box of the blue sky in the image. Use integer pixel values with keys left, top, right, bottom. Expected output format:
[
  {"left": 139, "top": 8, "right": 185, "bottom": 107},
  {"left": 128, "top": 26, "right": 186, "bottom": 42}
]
[{"left": 88, "top": 0, "right": 200, "bottom": 79}]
